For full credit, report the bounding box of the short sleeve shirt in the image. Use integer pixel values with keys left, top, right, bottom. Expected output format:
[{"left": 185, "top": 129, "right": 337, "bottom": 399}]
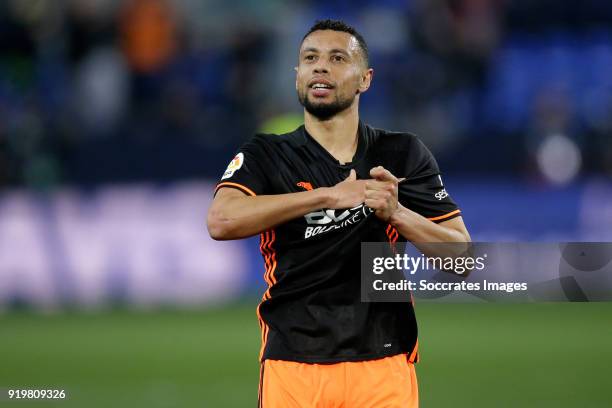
[{"left": 215, "top": 122, "right": 460, "bottom": 363}]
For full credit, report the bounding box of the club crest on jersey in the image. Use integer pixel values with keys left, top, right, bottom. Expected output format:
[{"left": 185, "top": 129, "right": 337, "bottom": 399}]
[
  {"left": 297, "top": 181, "right": 313, "bottom": 191},
  {"left": 221, "top": 152, "right": 244, "bottom": 180}
]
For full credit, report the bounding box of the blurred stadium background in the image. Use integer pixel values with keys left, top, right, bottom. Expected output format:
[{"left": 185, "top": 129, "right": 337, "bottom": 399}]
[{"left": 1, "top": 0, "right": 611, "bottom": 407}]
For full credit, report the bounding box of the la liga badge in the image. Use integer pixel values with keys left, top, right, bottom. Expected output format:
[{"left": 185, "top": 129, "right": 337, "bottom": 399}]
[{"left": 222, "top": 152, "right": 244, "bottom": 180}]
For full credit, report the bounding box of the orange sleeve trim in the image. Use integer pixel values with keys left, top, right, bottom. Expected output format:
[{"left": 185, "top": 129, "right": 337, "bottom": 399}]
[
  {"left": 215, "top": 182, "right": 257, "bottom": 197},
  {"left": 427, "top": 209, "right": 461, "bottom": 222}
]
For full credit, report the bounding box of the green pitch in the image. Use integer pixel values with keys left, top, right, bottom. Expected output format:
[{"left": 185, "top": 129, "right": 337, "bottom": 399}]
[{"left": 1, "top": 302, "right": 611, "bottom": 407}]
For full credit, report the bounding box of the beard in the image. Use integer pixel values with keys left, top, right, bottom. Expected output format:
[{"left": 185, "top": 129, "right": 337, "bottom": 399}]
[{"left": 298, "top": 88, "right": 355, "bottom": 120}]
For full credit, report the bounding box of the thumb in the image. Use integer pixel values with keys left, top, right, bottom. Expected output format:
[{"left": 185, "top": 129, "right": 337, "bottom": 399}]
[
  {"left": 345, "top": 169, "right": 357, "bottom": 181},
  {"left": 370, "top": 166, "right": 400, "bottom": 183}
]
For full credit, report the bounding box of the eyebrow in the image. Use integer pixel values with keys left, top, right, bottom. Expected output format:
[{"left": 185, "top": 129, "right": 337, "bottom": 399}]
[{"left": 301, "top": 47, "right": 351, "bottom": 57}]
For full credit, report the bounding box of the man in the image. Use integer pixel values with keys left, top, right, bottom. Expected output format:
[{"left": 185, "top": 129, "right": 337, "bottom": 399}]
[{"left": 207, "top": 19, "right": 470, "bottom": 408}]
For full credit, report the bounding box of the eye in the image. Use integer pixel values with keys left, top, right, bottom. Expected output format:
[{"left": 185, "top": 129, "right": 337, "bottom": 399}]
[
  {"left": 304, "top": 54, "right": 316, "bottom": 61},
  {"left": 332, "top": 55, "right": 345, "bottom": 62}
]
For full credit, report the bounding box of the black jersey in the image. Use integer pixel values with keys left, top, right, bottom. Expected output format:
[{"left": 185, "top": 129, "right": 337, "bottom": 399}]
[{"left": 214, "top": 121, "right": 460, "bottom": 364}]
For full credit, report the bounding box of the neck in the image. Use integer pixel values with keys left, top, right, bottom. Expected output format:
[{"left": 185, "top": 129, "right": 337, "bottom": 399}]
[{"left": 303, "top": 100, "right": 360, "bottom": 164}]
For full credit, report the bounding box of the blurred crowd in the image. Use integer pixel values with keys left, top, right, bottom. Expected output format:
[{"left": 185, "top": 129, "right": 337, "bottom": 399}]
[{"left": 1, "top": 0, "right": 612, "bottom": 188}]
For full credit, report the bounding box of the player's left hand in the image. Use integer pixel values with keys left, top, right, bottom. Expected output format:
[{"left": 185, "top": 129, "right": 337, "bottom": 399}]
[{"left": 365, "top": 166, "right": 401, "bottom": 221}]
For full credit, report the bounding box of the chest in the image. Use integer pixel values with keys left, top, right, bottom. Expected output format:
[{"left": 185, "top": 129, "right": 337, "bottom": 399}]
[
  {"left": 264, "top": 146, "right": 390, "bottom": 243},
  {"left": 267, "top": 145, "right": 397, "bottom": 193}
]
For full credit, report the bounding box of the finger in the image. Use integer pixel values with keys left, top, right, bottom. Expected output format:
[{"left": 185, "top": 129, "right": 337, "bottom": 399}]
[
  {"left": 345, "top": 169, "right": 357, "bottom": 181},
  {"left": 369, "top": 166, "right": 398, "bottom": 183},
  {"left": 365, "top": 189, "right": 392, "bottom": 201},
  {"left": 365, "top": 199, "right": 381, "bottom": 210},
  {"left": 365, "top": 180, "right": 391, "bottom": 191},
  {"left": 365, "top": 190, "right": 382, "bottom": 200},
  {"left": 369, "top": 166, "right": 383, "bottom": 178},
  {"left": 366, "top": 182, "right": 397, "bottom": 200},
  {"left": 376, "top": 167, "right": 397, "bottom": 183}
]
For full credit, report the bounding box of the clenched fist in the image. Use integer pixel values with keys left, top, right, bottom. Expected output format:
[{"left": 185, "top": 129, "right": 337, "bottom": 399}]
[{"left": 365, "top": 166, "right": 402, "bottom": 221}]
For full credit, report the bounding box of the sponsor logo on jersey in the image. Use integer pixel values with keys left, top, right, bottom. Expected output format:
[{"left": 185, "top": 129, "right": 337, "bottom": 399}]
[
  {"left": 434, "top": 175, "right": 449, "bottom": 200},
  {"left": 297, "top": 181, "right": 313, "bottom": 191},
  {"left": 303, "top": 204, "right": 373, "bottom": 239},
  {"left": 435, "top": 189, "right": 448, "bottom": 200},
  {"left": 221, "top": 152, "right": 244, "bottom": 180}
]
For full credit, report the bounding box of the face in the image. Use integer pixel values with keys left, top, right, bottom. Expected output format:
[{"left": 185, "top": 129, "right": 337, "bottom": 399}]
[{"left": 296, "top": 30, "right": 373, "bottom": 119}]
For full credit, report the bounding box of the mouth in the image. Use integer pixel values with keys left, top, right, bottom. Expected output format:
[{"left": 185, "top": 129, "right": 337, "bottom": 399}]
[{"left": 308, "top": 80, "right": 334, "bottom": 97}]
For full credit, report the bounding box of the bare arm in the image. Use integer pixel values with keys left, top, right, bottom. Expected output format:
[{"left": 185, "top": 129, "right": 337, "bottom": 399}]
[
  {"left": 207, "top": 170, "right": 365, "bottom": 240},
  {"left": 390, "top": 209, "right": 471, "bottom": 260},
  {"left": 389, "top": 209, "right": 470, "bottom": 244},
  {"left": 365, "top": 166, "right": 471, "bottom": 258},
  {"left": 208, "top": 188, "right": 328, "bottom": 240}
]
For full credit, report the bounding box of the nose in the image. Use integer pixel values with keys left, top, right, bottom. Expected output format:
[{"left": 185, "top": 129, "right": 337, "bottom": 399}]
[{"left": 313, "top": 60, "right": 329, "bottom": 74}]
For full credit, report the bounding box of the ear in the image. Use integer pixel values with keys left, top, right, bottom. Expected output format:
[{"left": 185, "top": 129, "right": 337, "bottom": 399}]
[
  {"left": 358, "top": 68, "right": 374, "bottom": 94},
  {"left": 294, "top": 66, "right": 298, "bottom": 90}
]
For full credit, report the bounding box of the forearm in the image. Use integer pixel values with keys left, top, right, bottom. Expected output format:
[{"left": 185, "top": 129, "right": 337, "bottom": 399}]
[
  {"left": 389, "top": 204, "right": 470, "bottom": 257},
  {"left": 208, "top": 188, "right": 331, "bottom": 240}
]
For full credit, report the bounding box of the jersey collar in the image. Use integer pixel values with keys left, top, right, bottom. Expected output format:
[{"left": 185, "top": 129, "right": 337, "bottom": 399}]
[{"left": 299, "top": 120, "right": 369, "bottom": 168}]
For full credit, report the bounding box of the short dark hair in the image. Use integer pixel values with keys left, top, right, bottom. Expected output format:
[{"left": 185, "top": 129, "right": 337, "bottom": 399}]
[{"left": 302, "top": 19, "right": 369, "bottom": 67}]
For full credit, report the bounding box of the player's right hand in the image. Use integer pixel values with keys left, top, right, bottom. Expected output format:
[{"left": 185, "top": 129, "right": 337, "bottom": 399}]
[{"left": 326, "top": 169, "right": 366, "bottom": 209}]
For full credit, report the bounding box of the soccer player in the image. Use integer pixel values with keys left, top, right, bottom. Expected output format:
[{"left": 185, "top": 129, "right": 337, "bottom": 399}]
[{"left": 207, "top": 19, "right": 470, "bottom": 408}]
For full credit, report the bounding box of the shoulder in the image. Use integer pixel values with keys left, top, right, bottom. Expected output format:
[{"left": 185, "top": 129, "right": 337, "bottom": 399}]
[
  {"left": 237, "top": 127, "right": 301, "bottom": 158},
  {"left": 366, "top": 124, "right": 431, "bottom": 156},
  {"left": 365, "top": 124, "right": 439, "bottom": 177},
  {"left": 249, "top": 126, "right": 304, "bottom": 147}
]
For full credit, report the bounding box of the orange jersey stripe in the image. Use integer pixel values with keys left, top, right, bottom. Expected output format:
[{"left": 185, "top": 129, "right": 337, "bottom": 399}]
[
  {"left": 257, "top": 229, "right": 277, "bottom": 361},
  {"left": 408, "top": 339, "right": 419, "bottom": 363},
  {"left": 257, "top": 231, "right": 270, "bottom": 360},
  {"left": 214, "top": 181, "right": 257, "bottom": 197},
  {"left": 268, "top": 230, "right": 277, "bottom": 285},
  {"left": 386, "top": 225, "right": 400, "bottom": 244},
  {"left": 427, "top": 209, "right": 461, "bottom": 222},
  {"left": 261, "top": 232, "right": 273, "bottom": 287},
  {"left": 262, "top": 230, "right": 277, "bottom": 292}
]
